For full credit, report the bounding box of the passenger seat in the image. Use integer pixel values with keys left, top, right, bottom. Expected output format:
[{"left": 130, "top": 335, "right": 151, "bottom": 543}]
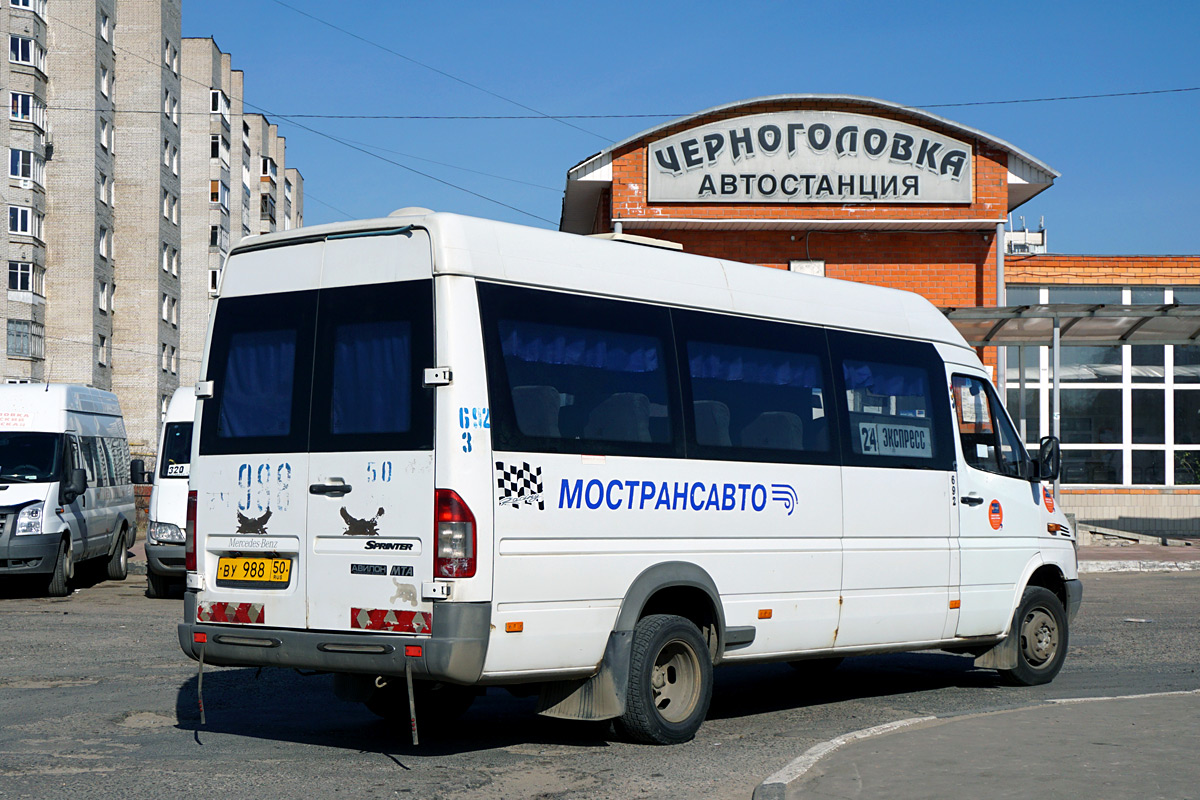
[
  {"left": 584, "top": 393, "right": 652, "bottom": 442},
  {"left": 740, "top": 411, "right": 804, "bottom": 450},
  {"left": 512, "top": 385, "right": 561, "bottom": 438}
]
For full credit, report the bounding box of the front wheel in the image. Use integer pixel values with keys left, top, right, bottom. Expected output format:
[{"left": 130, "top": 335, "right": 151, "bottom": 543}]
[
  {"left": 106, "top": 526, "right": 130, "bottom": 580},
  {"left": 616, "top": 614, "right": 713, "bottom": 745},
  {"left": 47, "top": 537, "right": 70, "bottom": 597},
  {"left": 999, "top": 586, "right": 1068, "bottom": 686}
]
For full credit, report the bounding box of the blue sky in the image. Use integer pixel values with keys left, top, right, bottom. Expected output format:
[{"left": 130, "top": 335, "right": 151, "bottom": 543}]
[{"left": 185, "top": 1, "right": 1199, "bottom": 255}]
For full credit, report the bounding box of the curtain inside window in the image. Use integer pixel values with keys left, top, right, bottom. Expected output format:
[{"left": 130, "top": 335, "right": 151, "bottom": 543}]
[
  {"left": 218, "top": 329, "right": 296, "bottom": 438},
  {"left": 330, "top": 320, "right": 411, "bottom": 435}
]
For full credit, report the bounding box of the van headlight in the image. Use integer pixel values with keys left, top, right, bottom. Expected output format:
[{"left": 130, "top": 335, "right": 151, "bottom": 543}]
[
  {"left": 147, "top": 520, "right": 185, "bottom": 544},
  {"left": 14, "top": 502, "right": 45, "bottom": 535}
]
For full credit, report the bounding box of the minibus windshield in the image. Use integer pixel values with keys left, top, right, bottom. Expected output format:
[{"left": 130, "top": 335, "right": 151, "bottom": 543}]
[{"left": 0, "top": 432, "right": 63, "bottom": 483}]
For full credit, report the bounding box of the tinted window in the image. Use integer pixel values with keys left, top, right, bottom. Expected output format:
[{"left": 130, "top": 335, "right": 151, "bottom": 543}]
[
  {"left": 830, "top": 331, "right": 953, "bottom": 471},
  {"left": 81, "top": 436, "right": 105, "bottom": 486},
  {"left": 200, "top": 290, "right": 317, "bottom": 455},
  {"left": 309, "top": 281, "right": 433, "bottom": 452},
  {"left": 675, "top": 309, "right": 838, "bottom": 465},
  {"left": 159, "top": 422, "right": 193, "bottom": 478},
  {"left": 480, "top": 283, "right": 681, "bottom": 457}
]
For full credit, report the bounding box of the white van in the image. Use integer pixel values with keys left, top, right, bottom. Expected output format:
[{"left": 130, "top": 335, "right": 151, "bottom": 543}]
[
  {"left": 179, "top": 210, "right": 1080, "bottom": 744},
  {"left": 0, "top": 384, "right": 138, "bottom": 596},
  {"left": 145, "top": 387, "right": 195, "bottom": 598}
]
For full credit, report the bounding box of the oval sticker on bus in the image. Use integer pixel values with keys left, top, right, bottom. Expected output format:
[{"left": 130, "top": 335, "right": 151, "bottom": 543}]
[
  {"left": 988, "top": 499, "right": 1003, "bottom": 530},
  {"left": 1043, "top": 487, "right": 1054, "bottom": 513}
]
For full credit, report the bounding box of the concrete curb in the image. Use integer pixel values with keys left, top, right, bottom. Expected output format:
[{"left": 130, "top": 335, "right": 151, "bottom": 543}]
[
  {"left": 1079, "top": 560, "right": 1200, "bottom": 573},
  {"left": 751, "top": 716, "right": 936, "bottom": 800},
  {"left": 753, "top": 688, "right": 1200, "bottom": 799}
]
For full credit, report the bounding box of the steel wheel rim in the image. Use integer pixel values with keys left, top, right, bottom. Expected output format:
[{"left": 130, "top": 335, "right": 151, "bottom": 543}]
[
  {"left": 651, "top": 638, "right": 702, "bottom": 723},
  {"left": 1019, "top": 607, "right": 1059, "bottom": 668}
]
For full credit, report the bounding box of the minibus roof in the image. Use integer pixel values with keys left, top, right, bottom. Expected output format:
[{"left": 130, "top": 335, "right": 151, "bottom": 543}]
[{"left": 230, "top": 210, "right": 972, "bottom": 350}]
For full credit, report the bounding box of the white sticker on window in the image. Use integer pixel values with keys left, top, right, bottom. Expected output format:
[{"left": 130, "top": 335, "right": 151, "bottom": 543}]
[
  {"left": 858, "top": 421, "right": 932, "bottom": 458},
  {"left": 166, "top": 463, "right": 189, "bottom": 477}
]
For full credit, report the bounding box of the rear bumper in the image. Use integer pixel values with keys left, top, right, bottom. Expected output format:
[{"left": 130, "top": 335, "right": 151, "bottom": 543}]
[
  {"left": 0, "top": 532, "right": 59, "bottom": 575},
  {"left": 177, "top": 590, "right": 491, "bottom": 685}
]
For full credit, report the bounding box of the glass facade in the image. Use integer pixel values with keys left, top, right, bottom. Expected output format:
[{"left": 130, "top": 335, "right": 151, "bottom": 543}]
[{"left": 1004, "top": 285, "right": 1200, "bottom": 486}]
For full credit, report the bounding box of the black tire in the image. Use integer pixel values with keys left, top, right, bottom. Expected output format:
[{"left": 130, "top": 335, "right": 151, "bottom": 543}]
[
  {"left": 106, "top": 526, "right": 130, "bottom": 580},
  {"left": 365, "top": 679, "right": 477, "bottom": 732},
  {"left": 615, "top": 614, "right": 713, "bottom": 745},
  {"left": 787, "top": 656, "right": 844, "bottom": 676},
  {"left": 999, "top": 586, "right": 1068, "bottom": 686},
  {"left": 146, "top": 570, "right": 172, "bottom": 599},
  {"left": 47, "top": 537, "right": 70, "bottom": 597}
]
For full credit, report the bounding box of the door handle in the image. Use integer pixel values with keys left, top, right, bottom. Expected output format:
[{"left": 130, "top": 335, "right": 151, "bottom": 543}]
[
  {"left": 309, "top": 479, "right": 352, "bottom": 497},
  {"left": 961, "top": 495, "right": 984, "bottom": 506}
]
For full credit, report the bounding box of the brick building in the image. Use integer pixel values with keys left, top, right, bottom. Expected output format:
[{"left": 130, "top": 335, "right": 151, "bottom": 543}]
[{"left": 561, "top": 94, "right": 1200, "bottom": 534}]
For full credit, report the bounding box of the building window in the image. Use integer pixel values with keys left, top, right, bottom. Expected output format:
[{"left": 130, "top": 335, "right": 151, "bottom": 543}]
[
  {"left": 8, "top": 205, "right": 41, "bottom": 239},
  {"left": 171, "top": 248, "right": 179, "bottom": 277},
  {"left": 171, "top": 144, "right": 179, "bottom": 175},
  {"left": 209, "top": 224, "right": 220, "bottom": 248},
  {"left": 210, "top": 135, "right": 230, "bottom": 164},
  {"left": 210, "top": 90, "right": 230, "bottom": 119},
  {"left": 6, "top": 319, "right": 44, "bottom": 359},
  {"left": 261, "top": 157, "right": 277, "bottom": 179},
  {"left": 98, "top": 172, "right": 109, "bottom": 204},
  {"left": 99, "top": 281, "right": 109, "bottom": 312},
  {"left": 163, "top": 138, "right": 170, "bottom": 167},
  {"left": 100, "top": 118, "right": 110, "bottom": 151},
  {"left": 9, "top": 148, "right": 43, "bottom": 184},
  {"left": 98, "top": 228, "right": 109, "bottom": 260},
  {"left": 101, "top": 13, "right": 111, "bottom": 42},
  {"left": 209, "top": 268, "right": 221, "bottom": 295},
  {"left": 170, "top": 297, "right": 178, "bottom": 326},
  {"left": 171, "top": 346, "right": 178, "bottom": 374},
  {"left": 9, "top": 91, "right": 43, "bottom": 128},
  {"left": 210, "top": 180, "right": 229, "bottom": 209},
  {"left": 260, "top": 193, "right": 276, "bottom": 223},
  {"left": 98, "top": 335, "right": 108, "bottom": 366},
  {"left": 161, "top": 343, "right": 168, "bottom": 371},
  {"left": 161, "top": 243, "right": 169, "bottom": 272},
  {"left": 161, "top": 293, "right": 169, "bottom": 321},
  {"left": 100, "top": 65, "right": 110, "bottom": 98},
  {"left": 171, "top": 195, "right": 179, "bottom": 224},
  {"left": 8, "top": 261, "right": 43, "bottom": 295},
  {"left": 163, "top": 38, "right": 171, "bottom": 67},
  {"left": 11, "top": 0, "right": 48, "bottom": 15},
  {"left": 8, "top": 35, "right": 45, "bottom": 71},
  {"left": 162, "top": 190, "right": 170, "bottom": 219}
]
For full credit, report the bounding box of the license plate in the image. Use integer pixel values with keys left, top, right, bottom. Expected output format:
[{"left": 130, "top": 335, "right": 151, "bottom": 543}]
[{"left": 216, "top": 556, "right": 291, "bottom": 587}]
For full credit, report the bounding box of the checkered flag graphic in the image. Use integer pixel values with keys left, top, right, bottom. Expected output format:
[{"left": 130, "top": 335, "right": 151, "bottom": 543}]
[{"left": 495, "top": 461, "right": 544, "bottom": 510}]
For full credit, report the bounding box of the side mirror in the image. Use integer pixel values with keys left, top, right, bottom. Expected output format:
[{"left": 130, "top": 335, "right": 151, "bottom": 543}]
[
  {"left": 130, "top": 459, "right": 152, "bottom": 485},
  {"left": 60, "top": 468, "right": 88, "bottom": 504},
  {"left": 1034, "top": 436, "right": 1061, "bottom": 483}
]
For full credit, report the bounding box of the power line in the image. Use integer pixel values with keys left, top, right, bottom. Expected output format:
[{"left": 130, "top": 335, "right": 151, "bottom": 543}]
[
  {"left": 266, "top": 0, "right": 612, "bottom": 144},
  {"left": 44, "top": 11, "right": 556, "bottom": 226},
  {"left": 915, "top": 86, "right": 1200, "bottom": 108}
]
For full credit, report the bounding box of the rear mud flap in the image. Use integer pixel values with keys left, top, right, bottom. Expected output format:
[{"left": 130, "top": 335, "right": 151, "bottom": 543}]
[{"left": 536, "top": 630, "right": 632, "bottom": 721}]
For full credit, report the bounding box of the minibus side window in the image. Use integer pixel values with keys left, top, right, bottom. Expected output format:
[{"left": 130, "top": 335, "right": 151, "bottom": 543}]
[
  {"left": 99, "top": 437, "right": 119, "bottom": 486},
  {"left": 200, "top": 290, "right": 317, "bottom": 456},
  {"left": 674, "top": 309, "right": 839, "bottom": 465},
  {"left": 479, "top": 283, "right": 682, "bottom": 458},
  {"left": 829, "top": 331, "right": 954, "bottom": 471},
  {"left": 952, "top": 375, "right": 1029, "bottom": 479},
  {"left": 80, "top": 436, "right": 104, "bottom": 486},
  {"left": 309, "top": 280, "right": 434, "bottom": 453}
]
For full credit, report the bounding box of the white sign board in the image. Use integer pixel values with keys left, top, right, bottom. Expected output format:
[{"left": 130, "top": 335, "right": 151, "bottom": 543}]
[{"left": 648, "top": 111, "right": 972, "bottom": 204}]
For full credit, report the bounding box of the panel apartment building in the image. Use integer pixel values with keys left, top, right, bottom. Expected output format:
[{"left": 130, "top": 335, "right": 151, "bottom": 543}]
[{"left": 2, "top": 1, "right": 302, "bottom": 458}]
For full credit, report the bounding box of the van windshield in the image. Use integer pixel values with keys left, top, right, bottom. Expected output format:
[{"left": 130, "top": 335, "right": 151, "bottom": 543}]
[
  {"left": 0, "top": 432, "right": 63, "bottom": 483},
  {"left": 159, "top": 422, "right": 193, "bottom": 478}
]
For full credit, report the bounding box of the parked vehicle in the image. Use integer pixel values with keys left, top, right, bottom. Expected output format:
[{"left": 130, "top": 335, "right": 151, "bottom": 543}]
[
  {"left": 145, "top": 387, "right": 194, "bottom": 598},
  {"left": 0, "top": 384, "right": 138, "bottom": 596},
  {"left": 179, "top": 209, "right": 1080, "bottom": 744}
]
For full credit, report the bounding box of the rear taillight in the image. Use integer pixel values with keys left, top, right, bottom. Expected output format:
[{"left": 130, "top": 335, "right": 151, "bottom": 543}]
[
  {"left": 185, "top": 490, "right": 197, "bottom": 572},
  {"left": 434, "top": 489, "right": 475, "bottom": 578}
]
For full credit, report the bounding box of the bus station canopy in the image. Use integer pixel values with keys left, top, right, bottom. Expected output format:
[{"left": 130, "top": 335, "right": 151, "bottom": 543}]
[{"left": 942, "top": 303, "right": 1200, "bottom": 347}]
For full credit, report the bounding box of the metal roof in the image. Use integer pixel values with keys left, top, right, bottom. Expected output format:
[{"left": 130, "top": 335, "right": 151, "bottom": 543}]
[{"left": 942, "top": 303, "right": 1200, "bottom": 347}]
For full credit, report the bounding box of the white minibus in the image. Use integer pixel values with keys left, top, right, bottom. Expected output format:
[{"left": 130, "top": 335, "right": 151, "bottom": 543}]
[
  {"left": 145, "top": 387, "right": 195, "bottom": 598},
  {"left": 179, "top": 209, "right": 1080, "bottom": 744},
  {"left": 0, "top": 384, "right": 138, "bottom": 596}
]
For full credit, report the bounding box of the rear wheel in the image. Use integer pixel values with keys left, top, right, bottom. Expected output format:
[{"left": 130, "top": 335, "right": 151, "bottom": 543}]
[
  {"left": 616, "top": 614, "right": 712, "bottom": 745},
  {"left": 999, "top": 586, "right": 1068, "bottom": 686},
  {"left": 106, "top": 526, "right": 130, "bottom": 580},
  {"left": 47, "top": 538, "right": 70, "bottom": 597}
]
